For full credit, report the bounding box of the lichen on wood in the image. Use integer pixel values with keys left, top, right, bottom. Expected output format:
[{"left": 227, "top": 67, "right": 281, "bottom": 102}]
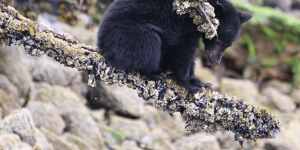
[{"left": 0, "top": 3, "right": 279, "bottom": 144}]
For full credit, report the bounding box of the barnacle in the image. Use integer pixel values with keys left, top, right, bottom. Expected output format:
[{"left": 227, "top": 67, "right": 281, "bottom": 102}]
[{"left": 174, "top": 0, "right": 219, "bottom": 39}]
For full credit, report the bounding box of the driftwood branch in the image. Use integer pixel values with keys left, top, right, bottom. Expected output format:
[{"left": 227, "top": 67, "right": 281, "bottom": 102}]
[{"left": 0, "top": 3, "right": 279, "bottom": 143}]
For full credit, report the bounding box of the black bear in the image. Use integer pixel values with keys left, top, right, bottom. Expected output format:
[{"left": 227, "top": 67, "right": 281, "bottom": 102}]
[{"left": 97, "top": 0, "right": 251, "bottom": 92}]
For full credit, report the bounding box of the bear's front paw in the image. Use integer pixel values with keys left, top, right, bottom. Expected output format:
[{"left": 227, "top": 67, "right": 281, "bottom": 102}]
[
  {"left": 179, "top": 79, "right": 211, "bottom": 93},
  {"left": 189, "top": 78, "right": 212, "bottom": 89}
]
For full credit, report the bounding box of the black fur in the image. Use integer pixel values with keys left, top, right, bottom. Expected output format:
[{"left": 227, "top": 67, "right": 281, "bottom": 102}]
[{"left": 97, "top": 0, "right": 251, "bottom": 92}]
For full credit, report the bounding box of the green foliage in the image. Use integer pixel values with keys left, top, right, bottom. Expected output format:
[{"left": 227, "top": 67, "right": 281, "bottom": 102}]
[
  {"left": 232, "top": 0, "right": 300, "bottom": 84},
  {"left": 241, "top": 34, "right": 256, "bottom": 62},
  {"left": 289, "top": 58, "right": 300, "bottom": 87},
  {"left": 261, "top": 57, "right": 278, "bottom": 68},
  {"left": 232, "top": 0, "right": 300, "bottom": 45},
  {"left": 104, "top": 127, "right": 127, "bottom": 143},
  {"left": 260, "top": 26, "right": 286, "bottom": 54}
]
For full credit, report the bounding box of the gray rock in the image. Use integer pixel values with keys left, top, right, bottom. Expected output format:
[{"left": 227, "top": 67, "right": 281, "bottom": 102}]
[
  {"left": 120, "top": 140, "right": 142, "bottom": 150},
  {"left": 90, "top": 110, "right": 106, "bottom": 124},
  {"left": 265, "top": 80, "right": 292, "bottom": 94},
  {"left": 264, "top": 141, "right": 293, "bottom": 150},
  {"left": 25, "top": 56, "right": 85, "bottom": 95},
  {"left": 33, "top": 129, "right": 54, "bottom": 150},
  {"left": 37, "top": 13, "right": 97, "bottom": 45},
  {"left": 64, "top": 133, "right": 94, "bottom": 150},
  {"left": 174, "top": 133, "right": 221, "bottom": 150},
  {"left": 0, "top": 46, "right": 33, "bottom": 100},
  {"left": 140, "top": 128, "right": 175, "bottom": 150},
  {"left": 0, "top": 134, "right": 33, "bottom": 150},
  {"left": 291, "top": 89, "right": 300, "bottom": 104},
  {"left": 263, "top": 119, "right": 300, "bottom": 150},
  {"left": 86, "top": 81, "right": 140, "bottom": 119},
  {"left": 0, "top": 74, "right": 19, "bottom": 100},
  {"left": 215, "top": 132, "right": 255, "bottom": 150},
  {"left": 0, "top": 108, "right": 3, "bottom": 119},
  {"left": 98, "top": 116, "right": 150, "bottom": 148},
  {"left": 262, "top": 87, "right": 296, "bottom": 113},
  {"left": 62, "top": 110, "right": 105, "bottom": 150},
  {"left": 194, "top": 59, "right": 219, "bottom": 88},
  {"left": 0, "top": 109, "right": 36, "bottom": 146},
  {"left": 41, "top": 128, "right": 79, "bottom": 150},
  {"left": 141, "top": 106, "right": 185, "bottom": 140},
  {"left": 109, "top": 116, "right": 150, "bottom": 141},
  {"left": 263, "top": 0, "right": 292, "bottom": 11},
  {"left": 0, "top": 90, "right": 21, "bottom": 116},
  {"left": 99, "top": 126, "right": 123, "bottom": 148},
  {"left": 281, "top": 119, "right": 300, "bottom": 149},
  {"left": 103, "top": 85, "right": 146, "bottom": 117},
  {"left": 32, "top": 84, "right": 105, "bottom": 149},
  {"left": 27, "top": 101, "right": 65, "bottom": 135},
  {"left": 220, "top": 78, "right": 259, "bottom": 105},
  {"left": 215, "top": 133, "right": 241, "bottom": 150},
  {"left": 33, "top": 84, "right": 86, "bottom": 113}
]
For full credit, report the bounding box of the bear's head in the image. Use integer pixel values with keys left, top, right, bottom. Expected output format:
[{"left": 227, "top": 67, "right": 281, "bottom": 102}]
[{"left": 203, "top": 0, "right": 252, "bottom": 67}]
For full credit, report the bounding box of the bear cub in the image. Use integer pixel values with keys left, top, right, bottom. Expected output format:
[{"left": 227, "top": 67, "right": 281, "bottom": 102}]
[{"left": 97, "top": 0, "right": 252, "bottom": 92}]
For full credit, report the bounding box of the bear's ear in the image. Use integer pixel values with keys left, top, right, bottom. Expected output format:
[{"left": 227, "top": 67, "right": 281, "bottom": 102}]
[{"left": 239, "top": 11, "right": 252, "bottom": 23}]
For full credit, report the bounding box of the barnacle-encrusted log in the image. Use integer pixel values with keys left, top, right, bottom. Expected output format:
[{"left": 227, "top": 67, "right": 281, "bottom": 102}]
[
  {"left": 0, "top": 3, "right": 279, "bottom": 143},
  {"left": 174, "top": 0, "right": 219, "bottom": 39}
]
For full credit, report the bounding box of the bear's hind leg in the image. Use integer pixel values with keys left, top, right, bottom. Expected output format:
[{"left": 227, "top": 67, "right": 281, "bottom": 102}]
[{"left": 99, "top": 23, "right": 162, "bottom": 78}]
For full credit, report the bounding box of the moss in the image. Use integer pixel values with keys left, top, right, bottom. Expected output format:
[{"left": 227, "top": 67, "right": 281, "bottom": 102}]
[{"left": 232, "top": 0, "right": 300, "bottom": 44}]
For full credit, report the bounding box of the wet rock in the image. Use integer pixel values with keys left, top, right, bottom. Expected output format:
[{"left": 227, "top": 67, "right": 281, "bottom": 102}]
[
  {"left": 220, "top": 78, "right": 259, "bottom": 105},
  {"left": 0, "top": 134, "right": 33, "bottom": 150},
  {"left": 27, "top": 101, "right": 65, "bottom": 135},
  {"left": 174, "top": 133, "right": 221, "bottom": 150},
  {"left": 0, "top": 90, "right": 21, "bottom": 116},
  {"left": 262, "top": 87, "right": 296, "bottom": 113},
  {"left": 0, "top": 46, "right": 33, "bottom": 100},
  {"left": 0, "top": 109, "right": 36, "bottom": 146}
]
